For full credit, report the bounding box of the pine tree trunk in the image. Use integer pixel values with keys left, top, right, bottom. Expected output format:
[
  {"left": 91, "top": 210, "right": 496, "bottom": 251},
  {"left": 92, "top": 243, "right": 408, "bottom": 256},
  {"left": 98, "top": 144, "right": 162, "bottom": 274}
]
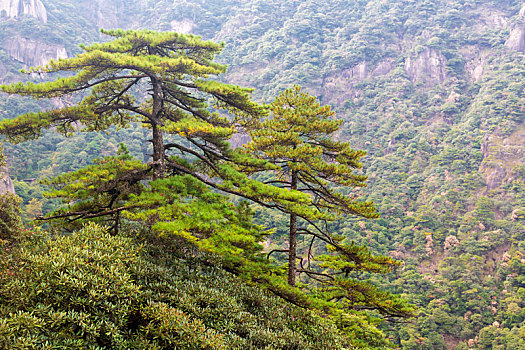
[
  {"left": 151, "top": 78, "right": 165, "bottom": 179},
  {"left": 152, "top": 123, "right": 165, "bottom": 179},
  {"left": 288, "top": 170, "right": 298, "bottom": 286}
]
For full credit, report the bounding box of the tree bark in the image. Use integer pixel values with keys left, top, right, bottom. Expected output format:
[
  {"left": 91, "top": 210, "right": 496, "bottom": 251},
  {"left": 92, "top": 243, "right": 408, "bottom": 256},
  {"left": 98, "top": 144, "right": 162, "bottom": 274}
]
[
  {"left": 151, "top": 77, "right": 165, "bottom": 179},
  {"left": 152, "top": 123, "right": 165, "bottom": 179},
  {"left": 288, "top": 169, "right": 298, "bottom": 286}
]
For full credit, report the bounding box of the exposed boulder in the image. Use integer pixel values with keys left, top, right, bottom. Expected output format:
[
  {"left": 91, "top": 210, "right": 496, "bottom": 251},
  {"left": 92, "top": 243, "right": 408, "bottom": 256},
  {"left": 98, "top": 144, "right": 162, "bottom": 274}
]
[
  {"left": 0, "top": 0, "right": 47, "bottom": 23},
  {"left": 4, "top": 36, "right": 67, "bottom": 67}
]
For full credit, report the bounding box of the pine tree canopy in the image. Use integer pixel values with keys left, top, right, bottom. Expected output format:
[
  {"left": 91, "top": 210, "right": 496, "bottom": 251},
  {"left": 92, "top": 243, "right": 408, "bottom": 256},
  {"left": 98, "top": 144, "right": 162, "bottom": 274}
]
[
  {"left": 0, "top": 29, "right": 266, "bottom": 180},
  {"left": 0, "top": 30, "right": 314, "bottom": 212},
  {"left": 0, "top": 32, "right": 413, "bottom": 336},
  {"left": 244, "top": 85, "right": 378, "bottom": 220}
]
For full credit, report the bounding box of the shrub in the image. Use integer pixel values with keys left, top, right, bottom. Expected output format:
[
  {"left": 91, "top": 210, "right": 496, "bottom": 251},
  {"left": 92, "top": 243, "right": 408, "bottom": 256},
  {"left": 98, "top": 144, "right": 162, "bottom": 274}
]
[{"left": 0, "top": 223, "right": 350, "bottom": 349}]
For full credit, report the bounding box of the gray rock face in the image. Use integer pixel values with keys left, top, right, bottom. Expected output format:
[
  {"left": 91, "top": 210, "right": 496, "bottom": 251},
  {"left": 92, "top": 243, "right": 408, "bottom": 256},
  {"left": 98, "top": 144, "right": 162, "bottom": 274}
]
[
  {"left": 462, "top": 46, "right": 488, "bottom": 82},
  {"left": 484, "top": 163, "right": 507, "bottom": 190},
  {"left": 505, "top": 4, "right": 525, "bottom": 52},
  {"left": 0, "top": 60, "right": 7, "bottom": 81},
  {"left": 0, "top": 167, "right": 15, "bottom": 195},
  {"left": 171, "top": 18, "right": 194, "bottom": 34},
  {"left": 93, "top": 0, "right": 119, "bottom": 29},
  {"left": 322, "top": 59, "right": 393, "bottom": 104},
  {"left": 77, "top": 0, "right": 120, "bottom": 31},
  {"left": 0, "top": 0, "right": 47, "bottom": 23},
  {"left": 371, "top": 60, "right": 393, "bottom": 77},
  {"left": 404, "top": 48, "right": 447, "bottom": 85},
  {"left": 505, "top": 26, "right": 525, "bottom": 51},
  {"left": 480, "top": 126, "right": 525, "bottom": 191},
  {"left": 4, "top": 36, "right": 67, "bottom": 67}
]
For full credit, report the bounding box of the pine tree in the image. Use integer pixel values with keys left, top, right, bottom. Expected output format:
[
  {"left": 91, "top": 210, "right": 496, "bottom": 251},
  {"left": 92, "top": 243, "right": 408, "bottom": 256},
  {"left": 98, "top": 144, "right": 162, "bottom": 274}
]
[
  {"left": 0, "top": 29, "right": 266, "bottom": 177},
  {"left": 244, "top": 86, "right": 377, "bottom": 283},
  {"left": 0, "top": 31, "right": 314, "bottom": 293},
  {"left": 243, "top": 86, "right": 413, "bottom": 319},
  {"left": 0, "top": 33, "right": 412, "bottom": 340},
  {"left": 0, "top": 29, "right": 306, "bottom": 221},
  {"left": 40, "top": 143, "right": 148, "bottom": 233}
]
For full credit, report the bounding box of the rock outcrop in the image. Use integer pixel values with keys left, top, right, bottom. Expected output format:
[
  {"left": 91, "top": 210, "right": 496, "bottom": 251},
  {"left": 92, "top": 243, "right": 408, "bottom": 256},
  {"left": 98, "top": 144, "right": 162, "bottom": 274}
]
[
  {"left": 74, "top": 0, "right": 121, "bottom": 32},
  {"left": 322, "top": 59, "right": 393, "bottom": 104},
  {"left": 404, "top": 48, "right": 447, "bottom": 85},
  {"left": 171, "top": 18, "right": 194, "bottom": 34},
  {"left": 4, "top": 36, "right": 67, "bottom": 67},
  {"left": 480, "top": 125, "right": 525, "bottom": 191},
  {"left": 92, "top": 0, "right": 119, "bottom": 29},
  {"left": 505, "top": 4, "right": 525, "bottom": 51},
  {"left": 0, "top": 167, "right": 15, "bottom": 195},
  {"left": 505, "top": 26, "right": 525, "bottom": 52},
  {"left": 0, "top": 0, "right": 47, "bottom": 23}
]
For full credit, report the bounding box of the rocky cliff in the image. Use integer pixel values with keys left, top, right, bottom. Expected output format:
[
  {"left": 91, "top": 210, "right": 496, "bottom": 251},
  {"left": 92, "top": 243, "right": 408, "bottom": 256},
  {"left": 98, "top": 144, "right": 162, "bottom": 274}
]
[
  {"left": 0, "top": 0, "right": 47, "bottom": 23},
  {"left": 505, "top": 4, "right": 525, "bottom": 51},
  {"left": 4, "top": 36, "right": 67, "bottom": 67}
]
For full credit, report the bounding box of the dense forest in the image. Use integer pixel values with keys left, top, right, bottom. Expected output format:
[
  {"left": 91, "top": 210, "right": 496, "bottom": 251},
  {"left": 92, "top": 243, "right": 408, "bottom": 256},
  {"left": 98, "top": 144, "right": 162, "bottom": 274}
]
[{"left": 1, "top": 0, "right": 524, "bottom": 349}]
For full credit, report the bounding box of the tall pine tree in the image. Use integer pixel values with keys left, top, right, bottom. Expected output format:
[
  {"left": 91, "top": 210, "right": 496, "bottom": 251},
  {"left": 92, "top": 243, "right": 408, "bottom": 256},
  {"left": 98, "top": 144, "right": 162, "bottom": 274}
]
[
  {"left": 244, "top": 86, "right": 378, "bottom": 284},
  {"left": 243, "top": 86, "right": 413, "bottom": 319}
]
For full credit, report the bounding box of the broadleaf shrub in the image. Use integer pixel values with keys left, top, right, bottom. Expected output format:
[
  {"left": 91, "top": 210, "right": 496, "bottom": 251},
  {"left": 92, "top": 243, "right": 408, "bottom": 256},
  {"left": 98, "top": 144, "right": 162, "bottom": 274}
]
[{"left": 0, "top": 223, "right": 351, "bottom": 349}]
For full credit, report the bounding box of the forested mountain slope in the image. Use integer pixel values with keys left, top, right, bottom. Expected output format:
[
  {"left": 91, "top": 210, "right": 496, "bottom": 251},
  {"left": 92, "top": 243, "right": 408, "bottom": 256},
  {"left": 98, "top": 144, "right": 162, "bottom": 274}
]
[{"left": 0, "top": 0, "right": 524, "bottom": 349}]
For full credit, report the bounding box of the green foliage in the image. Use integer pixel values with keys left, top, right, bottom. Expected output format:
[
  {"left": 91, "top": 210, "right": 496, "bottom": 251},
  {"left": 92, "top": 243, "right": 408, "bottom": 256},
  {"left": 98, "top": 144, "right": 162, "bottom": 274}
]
[
  {"left": 0, "top": 29, "right": 264, "bottom": 142},
  {"left": 243, "top": 86, "right": 379, "bottom": 286},
  {"left": 0, "top": 29, "right": 411, "bottom": 347},
  {"left": 125, "top": 175, "right": 267, "bottom": 266},
  {"left": 40, "top": 144, "right": 148, "bottom": 231},
  {"left": 245, "top": 85, "right": 378, "bottom": 218},
  {"left": 1, "top": 0, "right": 524, "bottom": 348},
  {"left": 0, "top": 29, "right": 317, "bottom": 225},
  {"left": 0, "top": 223, "right": 351, "bottom": 349},
  {"left": 0, "top": 193, "right": 23, "bottom": 242},
  {"left": 242, "top": 86, "right": 414, "bottom": 329}
]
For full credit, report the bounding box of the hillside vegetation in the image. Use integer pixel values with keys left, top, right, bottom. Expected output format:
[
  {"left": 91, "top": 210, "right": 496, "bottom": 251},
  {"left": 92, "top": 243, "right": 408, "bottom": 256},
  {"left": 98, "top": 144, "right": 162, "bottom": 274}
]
[{"left": 0, "top": 223, "right": 348, "bottom": 349}]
